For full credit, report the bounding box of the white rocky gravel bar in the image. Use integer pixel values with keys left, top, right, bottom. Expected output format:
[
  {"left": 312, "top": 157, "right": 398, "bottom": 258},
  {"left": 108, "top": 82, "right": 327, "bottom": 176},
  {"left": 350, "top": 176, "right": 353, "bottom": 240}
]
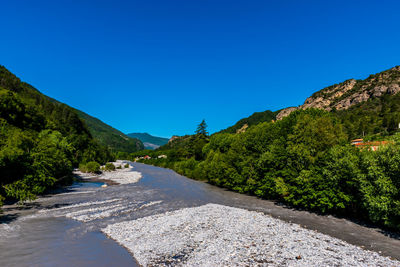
[
  {"left": 74, "top": 161, "right": 143, "bottom": 185},
  {"left": 102, "top": 204, "right": 400, "bottom": 267},
  {"left": 100, "top": 168, "right": 142, "bottom": 184}
]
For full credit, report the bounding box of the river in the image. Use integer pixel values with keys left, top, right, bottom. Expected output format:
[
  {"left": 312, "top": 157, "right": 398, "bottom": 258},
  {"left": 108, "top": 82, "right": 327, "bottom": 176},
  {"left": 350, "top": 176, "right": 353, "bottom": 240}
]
[{"left": 0, "top": 162, "right": 399, "bottom": 266}]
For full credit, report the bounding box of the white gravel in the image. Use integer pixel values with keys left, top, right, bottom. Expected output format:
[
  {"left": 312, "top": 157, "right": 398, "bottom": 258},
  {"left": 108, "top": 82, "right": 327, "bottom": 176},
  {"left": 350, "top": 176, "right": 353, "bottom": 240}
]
[
  {"left": 100, "top": 168, "right": 142, "bottom": 184},
  {"left": 102, "top": 204, "right": 400, "bottom": 267},
  {"left": 75, "top": 161, "right": 143, "bottom": 185}
]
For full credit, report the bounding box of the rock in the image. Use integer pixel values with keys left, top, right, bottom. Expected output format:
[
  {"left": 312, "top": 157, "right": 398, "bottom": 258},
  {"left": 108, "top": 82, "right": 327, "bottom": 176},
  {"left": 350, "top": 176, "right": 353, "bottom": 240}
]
[
  {"left": 102, "top": 204, "right": 400, "bottom": 267},
  {"left": 276, "top": 107, "right": 298, "bottom": 120},
  {"left": 236, "top": 124, "right": 248, "bottom": 134},
  {"left": 168, "top": 136, "right": 180, "bottom": 143},
  {"left": 388, "top": 83, "right": 400, "bottom": 95},
  {"left": 372, "top": 85, "right": 388, "bottom": 97},
  {"left": 276, "top": 67, "right": 400, "bottom": 120}
]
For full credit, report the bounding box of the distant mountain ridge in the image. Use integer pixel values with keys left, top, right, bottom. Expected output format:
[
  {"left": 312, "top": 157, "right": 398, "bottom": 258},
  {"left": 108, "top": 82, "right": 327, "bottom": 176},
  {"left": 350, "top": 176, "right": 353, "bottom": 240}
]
[{"left": 127, "top": 132, "right": 169, "bottom": 149}]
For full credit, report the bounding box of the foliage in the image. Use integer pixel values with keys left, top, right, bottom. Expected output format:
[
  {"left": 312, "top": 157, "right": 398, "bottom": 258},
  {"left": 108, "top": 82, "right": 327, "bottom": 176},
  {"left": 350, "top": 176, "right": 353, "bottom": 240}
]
[
  {"left": 124, "top": 163, "right": 130, "bottom": 168},
  {"left": 219, "top": 110, "right": 279, "bottom": 134},
  {"left": 105, "top": 162, "right": 116, "bottom": 171},
  {"left": 139, "top": 108, "right": 400, "bottom": 231},
  {"left": 0, "top": 65, "right": 114, "bottom": 204},
  {"left": 79, "top": 161, "right": 101, "bottom": 174},
  {"left": 75, "top": 109, "right": 144, "bottom": 153},
  {"left": 196, "top": 120, "right": 208, "bottom": 136},
  {"left": 334, "top": 93, "right": 400, "bottom": 139}
]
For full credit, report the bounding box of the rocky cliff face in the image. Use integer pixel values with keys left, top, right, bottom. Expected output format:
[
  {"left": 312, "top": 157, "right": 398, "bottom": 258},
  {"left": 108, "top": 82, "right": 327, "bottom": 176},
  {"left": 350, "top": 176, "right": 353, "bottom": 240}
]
[
  {"left": 277, "top": 66, "right": 400, "bottom": 119},
  {"left": 168, "top": 135, "right": 180, "bottom": 143}
]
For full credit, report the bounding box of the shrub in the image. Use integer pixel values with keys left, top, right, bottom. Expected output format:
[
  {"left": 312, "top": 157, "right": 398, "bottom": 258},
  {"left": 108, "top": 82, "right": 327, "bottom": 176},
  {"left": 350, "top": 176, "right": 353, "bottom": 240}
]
[
  {"left": 105, "top": 162, "right": 116, "bottom": 171},
  {"left": 124, "top": 163, "right": 130, "bottom": 168},
  {"left": 116, "top": 165, "right": 122, "bottom": 169},
  {"left": 79, "top": 163, "right": 88, "bottom": 173},
  {"left": 79, "top": 161, "right": 101, "bottom": 174},
  {"left": 85, "top": 161, "right": 101, "bottom": 174}
]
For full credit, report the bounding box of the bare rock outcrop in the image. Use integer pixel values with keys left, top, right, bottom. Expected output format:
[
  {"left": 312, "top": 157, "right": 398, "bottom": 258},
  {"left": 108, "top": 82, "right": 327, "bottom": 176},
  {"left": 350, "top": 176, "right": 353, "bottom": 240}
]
[
  {"left": 168, "top": 136, "right": 180, "bottom": 143},
  {"left": 276, "top": 107, "right": 298, "bottom": 121},
  {"left": 236, "top": 123, "right": 249, "bottom": 134},
  {"left": 301, "top": 79, "right": 357, "bottom": 111},
  {"left": 276, "top": 66, "right": 400, "bottom": 120}
]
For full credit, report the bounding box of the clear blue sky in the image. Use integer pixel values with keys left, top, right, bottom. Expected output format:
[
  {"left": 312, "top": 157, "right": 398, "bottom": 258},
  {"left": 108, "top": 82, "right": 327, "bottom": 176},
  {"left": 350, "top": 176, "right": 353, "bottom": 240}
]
[{"left": 1, "top": 0, "right": 400, "bottom": 137}]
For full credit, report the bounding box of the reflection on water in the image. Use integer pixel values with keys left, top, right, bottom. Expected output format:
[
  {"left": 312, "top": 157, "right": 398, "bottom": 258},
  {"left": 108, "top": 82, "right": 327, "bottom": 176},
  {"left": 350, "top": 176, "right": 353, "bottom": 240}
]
[{"left": 0, "top": 162, "right": 399, "bottom": 266}]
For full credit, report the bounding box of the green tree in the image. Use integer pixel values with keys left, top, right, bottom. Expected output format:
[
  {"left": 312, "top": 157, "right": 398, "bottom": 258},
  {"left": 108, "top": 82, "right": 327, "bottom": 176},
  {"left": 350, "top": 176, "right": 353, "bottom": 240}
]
[{"left": 195, "top": 119, "right": 208, "bottom": 136}]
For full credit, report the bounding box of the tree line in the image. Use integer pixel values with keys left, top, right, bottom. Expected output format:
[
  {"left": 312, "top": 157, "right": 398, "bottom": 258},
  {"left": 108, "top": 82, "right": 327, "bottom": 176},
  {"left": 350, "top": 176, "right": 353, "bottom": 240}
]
[
  {"left": 132, "top": 108, "right": 400, "bottom": 231},
  {"left": 0, "top": 66, "right": 114, "bottom": 205}
]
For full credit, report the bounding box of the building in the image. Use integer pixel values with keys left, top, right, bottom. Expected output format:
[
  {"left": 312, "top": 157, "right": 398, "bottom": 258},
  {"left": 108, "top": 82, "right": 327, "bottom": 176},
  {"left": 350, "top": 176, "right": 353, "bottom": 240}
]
[
  {"left": 351, "top": 139, "right": 364, "bottom": 145},
  {"left": 351, "top": 139, "right": 392, "bottom": 151}
]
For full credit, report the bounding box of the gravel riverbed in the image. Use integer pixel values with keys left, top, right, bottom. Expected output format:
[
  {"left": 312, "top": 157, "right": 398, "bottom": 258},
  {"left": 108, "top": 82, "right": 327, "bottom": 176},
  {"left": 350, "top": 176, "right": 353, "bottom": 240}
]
[
  {"left": 74, "top": 160, "right": 142, "bottom": 185},
  {"left": 2, "top": 162, "right": 399, "bottom": 267},
  {"left": 103, "top": 204, "right": 399, "bottom": 267}
]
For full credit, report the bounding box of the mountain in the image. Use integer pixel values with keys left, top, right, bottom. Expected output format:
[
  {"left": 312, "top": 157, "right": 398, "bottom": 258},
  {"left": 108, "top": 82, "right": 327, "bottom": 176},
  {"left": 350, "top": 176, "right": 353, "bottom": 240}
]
[
  {"left": 75, "top": 110, "right": 144, "bottom": 153},
  {"left": 218, "top": 110, "right": 279, "bottom": 134},
  {"left": 127, "top": 133, "right": 169, "bottom": 149},
  {"left": 276, "top": 66, "right": 400, "bottom": 120},
  {"left": 0, "top": 65, "right": 114, "bottom": 203},
  {"left": 139, "top": 65, "right": 400, "bottom": 231}
]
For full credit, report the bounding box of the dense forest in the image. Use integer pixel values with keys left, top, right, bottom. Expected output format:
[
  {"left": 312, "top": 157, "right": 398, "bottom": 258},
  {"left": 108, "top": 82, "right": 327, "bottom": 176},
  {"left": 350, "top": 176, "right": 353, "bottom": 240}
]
[
  {"left": 334, "top": 93, "right": 400, "bottom": 139},
  {"left": 132, "top": 95, "right": 400, "bottom": 231},
  {"left": 0, "top": 66, "right": 115, "bottom": 204}
]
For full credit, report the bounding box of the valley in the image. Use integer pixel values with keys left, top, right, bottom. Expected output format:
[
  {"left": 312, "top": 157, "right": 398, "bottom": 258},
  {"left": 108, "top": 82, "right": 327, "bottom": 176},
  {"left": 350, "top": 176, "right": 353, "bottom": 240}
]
[{"left": 1, "top": 163, "right": 399, "bottom": 266}]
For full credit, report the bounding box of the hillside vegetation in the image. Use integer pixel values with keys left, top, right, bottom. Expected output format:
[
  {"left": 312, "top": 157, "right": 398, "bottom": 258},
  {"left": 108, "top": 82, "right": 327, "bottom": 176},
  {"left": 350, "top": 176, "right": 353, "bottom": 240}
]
[
  {"left": 75, "top": 110, "right": 143, "bottom": 153},
  {"left": 0, "top": 66, "right": 114, "bottom": 204},
  {"left": 133, "top": 66, "right": 400, "bottom": 231},
  {"left": 334, "top": 93, "right": 400, "bottom": 139},
  {"left": 219, "top": 110, "right": 279, "bottom": 134}
]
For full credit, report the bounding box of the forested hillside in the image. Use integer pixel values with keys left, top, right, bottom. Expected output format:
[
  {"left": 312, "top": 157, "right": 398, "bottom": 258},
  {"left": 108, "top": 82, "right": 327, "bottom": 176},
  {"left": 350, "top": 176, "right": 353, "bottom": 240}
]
[
  {"left": 0, "top": 66, "right": 114, "bottom": 204},
  {"left": 133, "top": 66, "right": 400, "bottom": 231},
  {"left": 219, "top": 110, "right": 279, "bottom": 134},
  {"left": 334, "top": 93, "right": 400, "bottom": 139},
  {"left": 75, "top": 110, "right": 143, "bottom": 153}
]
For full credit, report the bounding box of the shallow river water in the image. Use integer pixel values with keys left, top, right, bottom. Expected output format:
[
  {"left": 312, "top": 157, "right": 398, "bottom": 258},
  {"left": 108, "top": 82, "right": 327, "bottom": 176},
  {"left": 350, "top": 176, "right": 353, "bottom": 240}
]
[{"left": 0, "top": 162, "right": 399, "bottom": 266}]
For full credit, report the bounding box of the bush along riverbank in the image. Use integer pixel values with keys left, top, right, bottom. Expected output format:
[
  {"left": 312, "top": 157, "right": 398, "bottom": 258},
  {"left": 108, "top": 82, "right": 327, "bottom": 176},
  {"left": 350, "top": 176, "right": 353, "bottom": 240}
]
[{"left": 131, "top": 110, "right": 400, "bottom": 232}]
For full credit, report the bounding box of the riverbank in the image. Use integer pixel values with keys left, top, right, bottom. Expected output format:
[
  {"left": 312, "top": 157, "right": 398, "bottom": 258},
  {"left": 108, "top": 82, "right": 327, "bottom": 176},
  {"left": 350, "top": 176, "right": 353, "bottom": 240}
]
[
  {"left": 103, "top": 203, "right": 399, "bottom": 266},
  {"left": 74, "top": 160, "right": 142, "bottom": 185},
  {"left": 1, "top": 162, "right": 400, "bottom": 266}
]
